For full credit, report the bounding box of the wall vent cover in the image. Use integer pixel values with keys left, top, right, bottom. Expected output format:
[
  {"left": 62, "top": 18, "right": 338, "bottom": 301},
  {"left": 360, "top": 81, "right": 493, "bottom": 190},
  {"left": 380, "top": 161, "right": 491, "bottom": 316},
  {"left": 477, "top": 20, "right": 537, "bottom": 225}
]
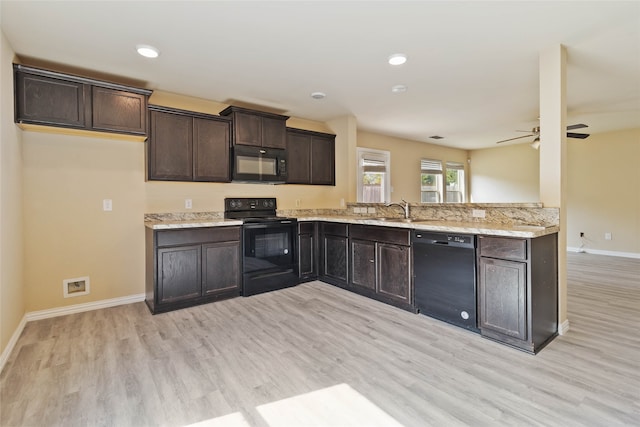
[{"left": 63, "top": 276, "right": 90, "bottom": 298}]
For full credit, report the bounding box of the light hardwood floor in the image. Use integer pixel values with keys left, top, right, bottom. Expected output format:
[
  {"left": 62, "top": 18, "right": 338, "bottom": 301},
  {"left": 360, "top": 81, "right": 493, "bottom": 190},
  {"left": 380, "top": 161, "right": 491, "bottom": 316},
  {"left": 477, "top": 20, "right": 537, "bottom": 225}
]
[{"left": 1, "top": 253, "right": 639, "bottom": 426}]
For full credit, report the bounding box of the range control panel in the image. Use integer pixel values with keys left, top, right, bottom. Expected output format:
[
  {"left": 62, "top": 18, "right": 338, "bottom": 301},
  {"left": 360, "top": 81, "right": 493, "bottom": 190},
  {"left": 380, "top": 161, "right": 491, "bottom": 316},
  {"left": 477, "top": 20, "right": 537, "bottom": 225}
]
[{"left": 225, "top": 197, "right": 276, "bottom": 212}]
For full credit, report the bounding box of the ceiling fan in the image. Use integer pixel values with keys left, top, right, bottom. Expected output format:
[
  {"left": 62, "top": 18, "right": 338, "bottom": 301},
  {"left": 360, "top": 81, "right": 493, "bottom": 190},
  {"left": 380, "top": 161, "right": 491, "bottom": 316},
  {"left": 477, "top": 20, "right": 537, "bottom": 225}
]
[{"left": 496, "top": 123, "right": 590, "bottom": 147}]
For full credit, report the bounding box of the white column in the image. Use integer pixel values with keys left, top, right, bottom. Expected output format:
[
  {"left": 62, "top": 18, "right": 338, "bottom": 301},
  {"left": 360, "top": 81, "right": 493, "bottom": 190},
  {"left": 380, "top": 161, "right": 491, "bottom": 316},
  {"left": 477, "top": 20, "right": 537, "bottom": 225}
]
[{"left": 539, "top": 44, "right": 569, "bottom": 333}]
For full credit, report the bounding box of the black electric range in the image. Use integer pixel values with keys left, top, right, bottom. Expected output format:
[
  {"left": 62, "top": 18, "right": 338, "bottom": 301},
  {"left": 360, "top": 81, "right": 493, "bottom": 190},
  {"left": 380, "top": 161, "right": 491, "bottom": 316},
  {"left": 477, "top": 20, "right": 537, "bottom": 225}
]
[{"left": 224, "top": 198, "right": 299, "bottom": 296}]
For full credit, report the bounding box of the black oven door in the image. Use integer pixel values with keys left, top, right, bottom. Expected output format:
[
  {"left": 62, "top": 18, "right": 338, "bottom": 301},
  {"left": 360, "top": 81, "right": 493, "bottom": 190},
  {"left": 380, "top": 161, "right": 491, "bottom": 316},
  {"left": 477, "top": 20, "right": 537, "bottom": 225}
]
[{"left": 242, "top": 220, "right": 298, "bottom": 296}]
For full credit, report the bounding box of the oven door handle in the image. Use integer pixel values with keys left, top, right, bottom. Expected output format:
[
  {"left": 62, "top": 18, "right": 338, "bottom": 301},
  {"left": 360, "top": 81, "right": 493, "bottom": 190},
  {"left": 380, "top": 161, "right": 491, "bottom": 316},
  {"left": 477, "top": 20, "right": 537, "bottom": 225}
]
[{"left": 243, "top": 220, "right": 295, "bottom": 229}]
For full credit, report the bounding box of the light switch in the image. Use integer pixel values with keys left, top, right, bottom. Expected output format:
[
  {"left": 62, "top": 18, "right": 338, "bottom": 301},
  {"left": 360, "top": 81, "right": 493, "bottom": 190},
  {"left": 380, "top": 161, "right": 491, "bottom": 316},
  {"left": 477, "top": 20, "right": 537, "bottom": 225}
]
[
  {"left": 103, "top": 199, "right": 112, "bottom": 211},
  {"left": 185, "top": 199, "right": 192, "bottom": 209}
]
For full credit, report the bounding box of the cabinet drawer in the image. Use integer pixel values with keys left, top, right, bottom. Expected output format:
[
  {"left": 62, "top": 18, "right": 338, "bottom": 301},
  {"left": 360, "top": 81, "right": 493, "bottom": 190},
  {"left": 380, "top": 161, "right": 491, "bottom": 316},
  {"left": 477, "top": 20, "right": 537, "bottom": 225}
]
[
  {"left": 157, "top": 227, "right": 241, "bottom": 247},
  {"left": 298, "top": 222, "right": 315, "bottom": 234},
  {"left": 350, "top": 225, "right": 410, "bottom": 246},
  {"left": 322, "top": 222, "right": 348, "bottom": 237},
  {"left": 479, "top": 236, "right": 527, "bottom": 261}
]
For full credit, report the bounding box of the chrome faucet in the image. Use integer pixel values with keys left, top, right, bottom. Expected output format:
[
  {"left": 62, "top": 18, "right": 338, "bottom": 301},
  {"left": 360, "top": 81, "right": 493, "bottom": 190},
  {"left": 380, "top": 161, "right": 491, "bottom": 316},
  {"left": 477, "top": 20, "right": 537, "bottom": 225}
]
[{"left": 386, "top": 199, "right": 410, "bottom": 219}]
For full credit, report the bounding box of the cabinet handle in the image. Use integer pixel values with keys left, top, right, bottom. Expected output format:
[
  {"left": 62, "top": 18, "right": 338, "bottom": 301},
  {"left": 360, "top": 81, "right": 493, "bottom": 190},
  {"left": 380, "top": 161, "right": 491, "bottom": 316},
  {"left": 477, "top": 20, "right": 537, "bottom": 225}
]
[{"left": 369, "top": 259, "right": 374, "bottom": 263}]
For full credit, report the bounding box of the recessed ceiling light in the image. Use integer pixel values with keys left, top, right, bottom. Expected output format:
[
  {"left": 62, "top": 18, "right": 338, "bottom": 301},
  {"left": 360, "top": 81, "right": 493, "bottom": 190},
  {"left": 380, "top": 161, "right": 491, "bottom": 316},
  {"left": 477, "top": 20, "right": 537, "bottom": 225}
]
[
  {"left": 310, "top": 92, "right": 326, "bottom": 100},
  {"left": 136, "top": 44, "right": 160, "bottom": 58},
  {"left": 391, "top": 84, "right": 407, "bottom": 93},
  {"left": 388, "top": 53, "right": 407, "bottom": 65}
]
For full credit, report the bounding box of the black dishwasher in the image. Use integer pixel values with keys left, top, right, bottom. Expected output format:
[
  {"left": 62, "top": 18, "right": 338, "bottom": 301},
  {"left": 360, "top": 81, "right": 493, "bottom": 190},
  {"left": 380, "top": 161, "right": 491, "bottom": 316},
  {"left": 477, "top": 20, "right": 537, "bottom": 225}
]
[{"left": 412, "top": 231, "right": 478, "bottom": 332}]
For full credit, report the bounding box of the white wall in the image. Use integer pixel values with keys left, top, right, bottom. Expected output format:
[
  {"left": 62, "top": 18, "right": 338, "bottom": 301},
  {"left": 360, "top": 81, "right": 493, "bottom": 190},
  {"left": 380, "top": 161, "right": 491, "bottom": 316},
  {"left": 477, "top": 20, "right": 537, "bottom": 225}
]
[
  {"left": 469, "top": 129, "right": 640, "bottom": 257},
  {"left": 566, "top": 128, "right": 640, "bottom": 256},
  {"left": 469, "top": 143, "right": 540, "bottom": 203}
]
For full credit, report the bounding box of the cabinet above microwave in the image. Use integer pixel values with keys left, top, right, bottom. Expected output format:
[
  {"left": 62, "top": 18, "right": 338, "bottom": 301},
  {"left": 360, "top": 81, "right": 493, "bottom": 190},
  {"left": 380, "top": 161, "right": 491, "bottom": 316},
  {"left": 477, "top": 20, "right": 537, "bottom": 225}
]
[{"left": 219, "top": 106, "right": 289, "bottom": 149}]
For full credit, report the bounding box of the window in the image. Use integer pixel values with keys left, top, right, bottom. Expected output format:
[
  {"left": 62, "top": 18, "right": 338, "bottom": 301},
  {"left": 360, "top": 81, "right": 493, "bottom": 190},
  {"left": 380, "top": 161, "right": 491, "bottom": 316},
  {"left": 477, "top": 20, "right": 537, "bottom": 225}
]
[
  {"left": 420, "top": 159, "right": 443, "bottom": 203},
  {"left": 357, "top": 148, "right": 390, "bottom": 203},
  {"left": 445, "top": 161, "right": 465, "bottom": 203}
]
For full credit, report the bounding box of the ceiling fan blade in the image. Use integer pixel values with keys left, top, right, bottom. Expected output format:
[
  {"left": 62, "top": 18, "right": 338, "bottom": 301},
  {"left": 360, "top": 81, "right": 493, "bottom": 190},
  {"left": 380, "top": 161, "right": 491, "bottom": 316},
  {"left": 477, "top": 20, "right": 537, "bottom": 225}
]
[
  {"left": 567, "top": 132, "right": 590, "bottom": 139},
  {"left": 567, "top": 123, "right": 588, "bottom": 130},
  {"left": 496, "top": 134, "right": 534, "bottom": 144}
]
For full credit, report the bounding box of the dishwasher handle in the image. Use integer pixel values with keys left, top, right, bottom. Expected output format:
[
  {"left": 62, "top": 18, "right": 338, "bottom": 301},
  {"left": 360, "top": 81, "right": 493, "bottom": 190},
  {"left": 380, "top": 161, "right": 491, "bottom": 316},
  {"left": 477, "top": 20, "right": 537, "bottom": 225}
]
[
  {"left": 412, "top": 231, "right": 475, "bottom": 249},
  {"left": 414, "top": 235, "right": 449, "bottom": 245}
]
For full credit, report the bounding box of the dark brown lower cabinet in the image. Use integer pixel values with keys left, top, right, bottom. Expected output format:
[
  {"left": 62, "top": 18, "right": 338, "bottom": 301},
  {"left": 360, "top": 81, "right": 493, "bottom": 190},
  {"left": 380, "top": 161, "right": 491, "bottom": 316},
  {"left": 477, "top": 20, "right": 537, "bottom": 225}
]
[
  {"left": 298, "top": 222, "right": 318, "bottom": 281},
  {"left": 146, "top": 226, "right": 241, "bottom": 314},
  {"left": 350, "top": 239, "right": 376, "bottom": 290},
  {"left": 477, "top": 233, "right": 558, "bottom": 353},
  {"left": 377, "top": 242, "right": 412, "bottom": 304},
  {"left": 348, "top": 225, "right": 413, "bottom": 311},
  {"left": 319, "top": 222, "right": 349, "bottom": 286}
]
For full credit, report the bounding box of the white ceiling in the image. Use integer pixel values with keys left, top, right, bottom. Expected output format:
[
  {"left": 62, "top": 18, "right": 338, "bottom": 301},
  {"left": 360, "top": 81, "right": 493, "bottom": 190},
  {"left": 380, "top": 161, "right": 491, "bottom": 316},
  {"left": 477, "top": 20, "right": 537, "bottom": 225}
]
[{"left": 2, "top": 1, "right": 639, "bottom": 150}]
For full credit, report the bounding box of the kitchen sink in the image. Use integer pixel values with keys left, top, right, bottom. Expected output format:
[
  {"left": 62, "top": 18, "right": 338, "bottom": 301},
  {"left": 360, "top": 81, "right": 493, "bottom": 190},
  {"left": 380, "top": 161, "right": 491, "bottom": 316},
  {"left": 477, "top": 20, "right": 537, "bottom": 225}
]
[{"left": 370, "top": 217, "right": 433, "bottom": 223}]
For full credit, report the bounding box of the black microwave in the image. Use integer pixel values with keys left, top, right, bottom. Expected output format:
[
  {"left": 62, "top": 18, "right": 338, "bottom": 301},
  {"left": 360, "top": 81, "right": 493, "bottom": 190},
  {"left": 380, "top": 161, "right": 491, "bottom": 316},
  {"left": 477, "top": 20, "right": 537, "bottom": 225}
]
[{"left": 231, "top": 145, "right": 287, "bottom": 183}]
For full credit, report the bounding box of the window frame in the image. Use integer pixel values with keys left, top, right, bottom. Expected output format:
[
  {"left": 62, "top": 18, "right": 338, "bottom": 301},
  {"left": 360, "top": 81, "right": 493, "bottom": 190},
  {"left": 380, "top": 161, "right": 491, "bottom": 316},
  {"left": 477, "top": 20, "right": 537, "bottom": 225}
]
[
  {"left": 420, "top": 159, "right": 443, "bottom": 203},
  {"left": 357, "top": 148, "right": 391, "bottom": 203},
  {"left": 445, "top": 161, "right": 466, "bottom": 203}
]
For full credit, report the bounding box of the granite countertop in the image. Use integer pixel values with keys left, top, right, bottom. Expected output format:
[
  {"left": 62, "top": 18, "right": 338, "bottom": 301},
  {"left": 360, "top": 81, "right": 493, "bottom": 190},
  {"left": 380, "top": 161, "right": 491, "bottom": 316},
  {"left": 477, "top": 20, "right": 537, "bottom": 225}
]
[
  {"left": 295, "top": 216, "right": 559, "bottom": 238},
  {"left": 145, "top": 214, "right": 558, "bottom": 238},
  {"left": 145, "top": 218, "right": 243, "bottom": 229}
]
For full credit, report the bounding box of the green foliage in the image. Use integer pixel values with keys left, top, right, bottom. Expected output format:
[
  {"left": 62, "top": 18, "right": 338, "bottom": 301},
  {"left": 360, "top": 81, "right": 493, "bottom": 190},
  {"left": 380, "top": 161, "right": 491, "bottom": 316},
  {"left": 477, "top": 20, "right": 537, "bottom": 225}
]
[{"left": 363, "top": 173, "right": 382, "bottom": 185}]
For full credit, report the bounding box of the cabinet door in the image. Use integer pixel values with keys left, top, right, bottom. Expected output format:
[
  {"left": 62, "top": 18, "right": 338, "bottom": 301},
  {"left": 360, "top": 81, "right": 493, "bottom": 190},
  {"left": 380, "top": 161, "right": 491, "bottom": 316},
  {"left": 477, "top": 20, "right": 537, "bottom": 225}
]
[
  {"left": 350, "top": 239, "right": 376, "bottom": 290},
  {"left": 261, "top": 115, "right": 286, "bottom": 149},
  {"left": 299, "top": 232, "right": 315, "bottom": 278},
  {"left": 91, "top": 87, "right": 146, "bottom": 134},
  {"left": 148, "top": 110, "right": 193, "bottom": 180},
  {"left": 287, "top": 132, "right": 311, "bottom": 183},
  {"left": 158, "top": 245, "right": 202, "bottom": 303},
  {"left": 377, "top": 243, "right": 412, "bottom": 303},
  {"left": 311, "top": 135, "right": 335, "bottom": 185},
  {"left": 233, "top": 112, "right": 262, "bottom": 146},
  {"left": 202, "top": 241, "right": 241, "bottom": 295},
  {"left": 323, "top": 235, "right": 348, "bottom": 284},
  {"left": 193, "top": 117, "right": 230, "bottom": 182},
  {"left": 15, "top": 71, "right": 87, "bottom": 128},
  {"left": 479, "top": 257, "right": 527, "bottom": 340}
]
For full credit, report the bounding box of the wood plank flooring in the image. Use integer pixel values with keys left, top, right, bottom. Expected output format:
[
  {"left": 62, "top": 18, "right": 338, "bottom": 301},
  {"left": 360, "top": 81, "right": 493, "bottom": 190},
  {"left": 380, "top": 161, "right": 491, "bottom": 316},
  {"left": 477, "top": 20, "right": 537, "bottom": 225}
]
[{"left": 1, "top": 252, "right": 639, "bottom": 426}]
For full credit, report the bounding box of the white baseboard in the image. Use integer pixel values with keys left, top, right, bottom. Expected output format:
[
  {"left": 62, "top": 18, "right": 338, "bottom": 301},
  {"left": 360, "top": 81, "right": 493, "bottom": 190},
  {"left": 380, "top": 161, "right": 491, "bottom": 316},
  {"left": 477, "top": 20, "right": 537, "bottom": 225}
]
[
  {"left": 558, "top": 319, "right": 570, "bottom": 335},
  {"left": 0, "top": 314, "right": 27, "bottom": 374},
  {"left": 1, "top": 293, "right": 146, "bottom": 374},
  {"left": 567, "top": 247, "right": 640, "bottom": 259},
  {"left": 24, "top": 293, "right": 146, "bottom": 322}
]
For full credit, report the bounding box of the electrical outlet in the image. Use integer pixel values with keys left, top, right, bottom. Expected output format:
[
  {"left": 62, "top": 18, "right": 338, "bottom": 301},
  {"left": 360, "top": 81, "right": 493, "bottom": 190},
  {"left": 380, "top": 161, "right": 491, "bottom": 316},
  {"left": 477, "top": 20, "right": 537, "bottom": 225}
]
[
  {"left": 295, "top": 199, "right": 301, "bottom": 207},
  {"left": 605, "top": 232, "right": 612, "bottom": 240},
  {"left": 472, "top": 209, "right": 485, "bottom": 218},
  {"left": 185, "top": 199, "right": 192, "bottom": 209},
  {"left": 340, "top": 198, "right": 345, "bottom": 207},
  {"left": 103, "top": 199, "right": 112, "bottom": 211}
]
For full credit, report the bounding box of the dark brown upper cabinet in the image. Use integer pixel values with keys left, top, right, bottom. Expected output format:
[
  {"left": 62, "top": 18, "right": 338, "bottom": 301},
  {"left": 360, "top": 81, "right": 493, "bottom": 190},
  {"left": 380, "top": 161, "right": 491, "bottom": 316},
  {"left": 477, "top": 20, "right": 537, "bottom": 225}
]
[
  {"left": 219, "top": 106, "right": 289, "bottom": 149},
  {"left": 148, "top": 105, "right": 231, "bottom": 182},
  {"left": 286, "top": 128, "right": 336, "bottom": 185},
  {"left": 14, "top": 64, "right": 151, "bottom": 137}
]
